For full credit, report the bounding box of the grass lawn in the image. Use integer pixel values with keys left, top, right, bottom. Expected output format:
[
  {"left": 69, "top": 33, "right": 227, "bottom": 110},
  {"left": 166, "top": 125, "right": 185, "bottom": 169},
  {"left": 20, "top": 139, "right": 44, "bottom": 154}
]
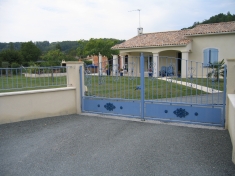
[
  {"left": 172, "top": 77, "right": 225, "bottom": 91},
  {"left": 1, "top": 74, "right": 225, "bottom": 100},
  {"left": 0, "top": 75, "right": 67, "bottom": 93},
  {"left": 84, "top": 75, "right": 222, "bottom": 100}
]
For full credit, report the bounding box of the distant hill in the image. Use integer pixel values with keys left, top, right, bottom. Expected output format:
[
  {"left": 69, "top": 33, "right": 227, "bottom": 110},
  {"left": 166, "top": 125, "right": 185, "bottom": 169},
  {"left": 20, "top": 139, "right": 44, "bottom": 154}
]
[
  {"left": 0, "top": 42, "right": 22, "bottom": 51},
  {"left": 182, "top": 12, "right": 235, "bottom": 30},
  {"left": 0, "top": 41, "right": 79, "bottom": 53}
]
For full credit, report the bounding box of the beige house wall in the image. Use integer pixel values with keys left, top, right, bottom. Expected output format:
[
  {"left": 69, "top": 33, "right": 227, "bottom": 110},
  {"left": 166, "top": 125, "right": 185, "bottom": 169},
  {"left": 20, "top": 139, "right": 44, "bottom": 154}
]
[
  {"left": 188, "top": 34, "right": 235, "bottom": 64},
  {"left": 188, "top": 34, "right": 235, "bottom": 77}
]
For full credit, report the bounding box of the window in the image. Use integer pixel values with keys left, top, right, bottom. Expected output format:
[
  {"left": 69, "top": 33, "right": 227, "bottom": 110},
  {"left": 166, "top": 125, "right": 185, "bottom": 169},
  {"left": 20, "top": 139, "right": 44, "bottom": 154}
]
[{"left": 203, "top": 48, "right": 218, "bottom": 67}]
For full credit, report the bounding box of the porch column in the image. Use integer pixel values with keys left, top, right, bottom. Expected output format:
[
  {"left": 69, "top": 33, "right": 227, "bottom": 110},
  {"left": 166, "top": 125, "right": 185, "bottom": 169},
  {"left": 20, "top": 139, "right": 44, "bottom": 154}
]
[
  {"left": 98, "top": 53, "right": 102, "bottom": 75},
  {"left": 153, "top": 53, "right": 159, "bottom": 77},
  {"left": 181, "top": 52, "right": 189, "bottom": 78},
  {"left": 121, "top": 55, "right": 124, "bottom": 69},
  {"left": 112, "top": 55, "right": 118, "bottom": 76}
]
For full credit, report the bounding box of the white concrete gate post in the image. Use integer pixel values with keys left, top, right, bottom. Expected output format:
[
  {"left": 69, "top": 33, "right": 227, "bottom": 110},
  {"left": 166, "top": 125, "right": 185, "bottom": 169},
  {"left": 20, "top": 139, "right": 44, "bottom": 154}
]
[{"left": 66, "top": 61, "right": 84, "bottom": 114}]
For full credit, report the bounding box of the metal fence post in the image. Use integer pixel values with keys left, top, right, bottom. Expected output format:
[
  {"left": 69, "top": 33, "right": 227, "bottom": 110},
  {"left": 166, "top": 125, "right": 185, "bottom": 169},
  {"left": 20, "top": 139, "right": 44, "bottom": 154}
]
[
  {"left": 222, "top": 65, "right": 227, "bottom": 127},
  {"left": 140, "top": 53, "right": 145, "bottom": 121},
  {"left": 79, "top": 65, "right": 84, "bottom": 112}
]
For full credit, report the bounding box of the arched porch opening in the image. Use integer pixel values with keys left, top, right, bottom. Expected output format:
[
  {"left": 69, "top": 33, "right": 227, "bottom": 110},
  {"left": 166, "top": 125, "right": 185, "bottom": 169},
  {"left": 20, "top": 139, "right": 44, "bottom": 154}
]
[{"left": 158, "top": 50, "right": 182, "bottom": 77}]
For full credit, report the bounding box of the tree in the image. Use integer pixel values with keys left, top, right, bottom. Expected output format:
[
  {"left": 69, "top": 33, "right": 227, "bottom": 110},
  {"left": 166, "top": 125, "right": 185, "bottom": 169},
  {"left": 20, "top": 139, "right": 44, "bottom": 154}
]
[
  {"left": 0, "top": 49, "right": 23, "bottom": 66},
  {"left": 56, "top": 43, "right": 62, "bottom": 51},
  {"left": 20, "top": 41, "right": 41, "bottom": 63},
  {"left": 80, "top": 38, "right": 124, "bottom": 59},
  {"left": 67, "top": 48, "right": 77, "bottom": 57},
  {"left": 77, "top": 40, "right": 88, "bottom": 58},
  {"left": 40, "top": 49, "right": 63, "bottom": 66},
  {"left": 9, "top": 42, "right": 14, "bottom": 50},
  {"left": 35, "top": 41, "right": 50, "bottom": 52}
]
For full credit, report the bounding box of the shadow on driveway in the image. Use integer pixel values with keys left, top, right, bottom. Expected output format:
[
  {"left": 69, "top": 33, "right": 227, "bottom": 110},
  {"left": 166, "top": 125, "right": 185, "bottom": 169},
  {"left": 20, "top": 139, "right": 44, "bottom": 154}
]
[{"left": 0, "top": 114, "right": 235, "bottom": 176}]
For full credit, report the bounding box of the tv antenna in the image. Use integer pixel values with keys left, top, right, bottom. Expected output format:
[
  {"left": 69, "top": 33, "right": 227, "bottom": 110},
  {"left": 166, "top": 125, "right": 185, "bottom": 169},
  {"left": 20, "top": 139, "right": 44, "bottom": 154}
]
[{"left": 129, "top": 9, "right": 141, "bottom": 27}]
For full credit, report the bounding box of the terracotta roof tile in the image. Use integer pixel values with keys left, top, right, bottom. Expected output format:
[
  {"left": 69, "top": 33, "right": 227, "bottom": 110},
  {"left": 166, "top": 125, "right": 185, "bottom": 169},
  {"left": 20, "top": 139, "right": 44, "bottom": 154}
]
[
  {"left": 112, "top": 30, "right": 191, "bottom": 49},
  {"left": 186, "top": 21, "right": 235, "bottom": 35},
  {"left": 112, "top": 21, "right": 235, "bottom": 49}
]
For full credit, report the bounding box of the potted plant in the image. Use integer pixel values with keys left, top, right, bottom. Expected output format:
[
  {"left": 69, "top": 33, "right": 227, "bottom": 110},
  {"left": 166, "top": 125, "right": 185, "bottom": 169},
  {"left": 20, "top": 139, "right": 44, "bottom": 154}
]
[
  {"left": 120, "top": 68, "right": 123, "bottom": 76},
  {"left": 207, "top": 59, "right": 225, "bottom": 82},
  {"left": 148, "top": 68, "right": 153, "bottom": 77},
  {"left": 105, "top": 64, "right": 111, "bottom": 76},
  {"left": 177, "top": 71, "right": 181, "bottom": 78}
]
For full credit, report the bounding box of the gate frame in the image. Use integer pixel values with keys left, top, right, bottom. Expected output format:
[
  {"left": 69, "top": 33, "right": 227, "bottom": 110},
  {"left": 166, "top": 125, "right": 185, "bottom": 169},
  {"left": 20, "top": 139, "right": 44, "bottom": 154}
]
[{"left": 81, "top": 54, "right": 227, "bottom": 127}]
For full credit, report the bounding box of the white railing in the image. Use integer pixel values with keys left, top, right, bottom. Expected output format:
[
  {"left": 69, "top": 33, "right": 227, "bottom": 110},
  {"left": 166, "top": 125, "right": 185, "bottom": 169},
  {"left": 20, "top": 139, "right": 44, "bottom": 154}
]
[{"left": 0, "top": 66, "right": 68, "bottom": 92}]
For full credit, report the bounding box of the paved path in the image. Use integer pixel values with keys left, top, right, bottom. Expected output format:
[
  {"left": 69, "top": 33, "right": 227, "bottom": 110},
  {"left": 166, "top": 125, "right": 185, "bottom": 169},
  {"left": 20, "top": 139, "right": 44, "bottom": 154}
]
[
  {"left": 0, "top": 114, "right": 235, "bottom": 176},
  {"left": 157, "top": 92, "right": 224, "bottom": 105},
  {"left": 158, "top": 77, "right": 223, "bottom": 94}
]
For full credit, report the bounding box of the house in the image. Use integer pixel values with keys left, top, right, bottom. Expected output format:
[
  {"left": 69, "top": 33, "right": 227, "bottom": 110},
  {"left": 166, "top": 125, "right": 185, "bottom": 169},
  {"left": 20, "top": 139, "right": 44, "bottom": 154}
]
[
  {"left": 87, "top": 54, "right": 124, "bottom": 75},
  {"left": 111, "top": 21, "right": 235, "bottom": 78}
]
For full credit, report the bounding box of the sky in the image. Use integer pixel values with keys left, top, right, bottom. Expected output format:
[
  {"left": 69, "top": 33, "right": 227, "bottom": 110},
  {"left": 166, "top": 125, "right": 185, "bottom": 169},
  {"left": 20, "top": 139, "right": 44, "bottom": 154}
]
[{"left": 0, "top": 0, "right": 235, "bottom": 43}]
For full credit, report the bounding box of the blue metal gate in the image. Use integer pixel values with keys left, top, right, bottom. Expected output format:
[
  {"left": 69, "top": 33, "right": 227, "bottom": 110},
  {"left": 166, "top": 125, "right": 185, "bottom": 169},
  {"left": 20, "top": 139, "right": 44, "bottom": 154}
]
[{"left": 81, "top": 54, "right": 226, "bottom": 127}]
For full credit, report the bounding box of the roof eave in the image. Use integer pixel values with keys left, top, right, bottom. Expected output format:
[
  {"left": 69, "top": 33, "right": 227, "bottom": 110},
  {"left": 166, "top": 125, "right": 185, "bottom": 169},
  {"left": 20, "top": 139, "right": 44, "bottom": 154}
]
[
  {"left": 111, "top": 43, "right": 190, "bottom": 50},
  {"left": 185, "top": 31, "right": 235, "bottom": 37}
]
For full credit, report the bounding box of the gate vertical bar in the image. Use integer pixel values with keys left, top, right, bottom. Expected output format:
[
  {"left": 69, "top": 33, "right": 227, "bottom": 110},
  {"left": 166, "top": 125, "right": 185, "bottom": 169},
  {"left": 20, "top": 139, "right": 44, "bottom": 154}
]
[
  {"left": 79, "top": 65, "right": 84, "bottom": 112},
  {"left": 140, "top": 53, "right": 145, "bottom": 121},
  {"left": 222, "top": 65, "right": 227, "bottom": 127}
]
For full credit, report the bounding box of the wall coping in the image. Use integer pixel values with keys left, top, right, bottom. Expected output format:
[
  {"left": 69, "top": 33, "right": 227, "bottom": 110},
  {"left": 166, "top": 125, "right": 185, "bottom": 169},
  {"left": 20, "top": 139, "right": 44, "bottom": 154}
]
[
  {"left": 228, "top": 94, "right": 235, "bottom": 108},
  {"left": 66, "top": 61, "right": 84, "bottom": 64},
  {"left": 0, "top": 87, "right": 76, "bottom": 97},
  {"left": 227, "top": 59, "right": 235, "bottom": 61}
]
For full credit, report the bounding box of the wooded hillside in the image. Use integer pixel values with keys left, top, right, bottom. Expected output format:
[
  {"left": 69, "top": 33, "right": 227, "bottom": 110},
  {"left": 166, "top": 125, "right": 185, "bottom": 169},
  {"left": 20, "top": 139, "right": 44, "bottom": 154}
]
[{"left": 182, "top": 12, "right": 235, "bottom": 30}]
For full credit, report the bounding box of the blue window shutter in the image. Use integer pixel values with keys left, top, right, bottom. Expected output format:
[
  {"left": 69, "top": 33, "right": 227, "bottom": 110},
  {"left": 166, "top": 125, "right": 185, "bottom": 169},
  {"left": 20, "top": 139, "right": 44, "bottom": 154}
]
[
  {"left": 210, "top": 48, "right": 218, "bottom": 64},
  {"left": 203, "top": 49, "right": 209, "bottom": 67}
]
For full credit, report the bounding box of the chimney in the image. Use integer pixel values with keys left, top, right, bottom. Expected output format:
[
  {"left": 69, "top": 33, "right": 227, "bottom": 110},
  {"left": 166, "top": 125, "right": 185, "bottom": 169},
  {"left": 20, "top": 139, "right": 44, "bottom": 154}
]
[{"left": 137, "top": 27, "right": 143, "bottom": 35}]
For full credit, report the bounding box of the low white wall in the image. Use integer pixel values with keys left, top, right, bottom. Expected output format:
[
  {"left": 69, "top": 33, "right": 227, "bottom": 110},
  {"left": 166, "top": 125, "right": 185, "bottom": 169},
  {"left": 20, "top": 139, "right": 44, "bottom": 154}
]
[
  {"left": 226, "top": 59, "right": 235, "bottom": 164},
  {"left": 0, "top": 87, "right": 77, "bottom": 124},
  {"left": 227, "top": 94, "right": 235, "bottom": 164},
  {"left": 25, "top": 73, "right": 67, "bottom": 77}
]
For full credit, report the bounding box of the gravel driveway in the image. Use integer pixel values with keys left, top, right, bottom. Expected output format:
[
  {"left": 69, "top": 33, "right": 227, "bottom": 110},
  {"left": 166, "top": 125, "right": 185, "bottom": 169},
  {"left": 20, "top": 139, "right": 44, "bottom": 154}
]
[{"left": 0, "top": 114, "right": 235, "bottom": 176}]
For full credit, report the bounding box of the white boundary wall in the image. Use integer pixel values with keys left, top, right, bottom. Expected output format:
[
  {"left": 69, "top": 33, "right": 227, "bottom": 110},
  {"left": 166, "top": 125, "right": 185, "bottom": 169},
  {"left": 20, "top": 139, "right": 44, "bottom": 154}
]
[
  {"left": 227, "top": 94, "right": 235, "bottom": 164},
  {"left": 226, "top": 59, "right": 235, "bottom": 164},
  {"left": 0, "top": 87, "right": 76, "bottom": 124},
  {"left": 0, "top": 61, "right": 84, "bottom": 125}
]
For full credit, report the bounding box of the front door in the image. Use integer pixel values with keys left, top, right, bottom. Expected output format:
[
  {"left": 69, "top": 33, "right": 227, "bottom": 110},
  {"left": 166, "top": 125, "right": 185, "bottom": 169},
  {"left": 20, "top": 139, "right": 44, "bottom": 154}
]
[{"left": 177, "top": 52, "right": 182, "bottom": 73}]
